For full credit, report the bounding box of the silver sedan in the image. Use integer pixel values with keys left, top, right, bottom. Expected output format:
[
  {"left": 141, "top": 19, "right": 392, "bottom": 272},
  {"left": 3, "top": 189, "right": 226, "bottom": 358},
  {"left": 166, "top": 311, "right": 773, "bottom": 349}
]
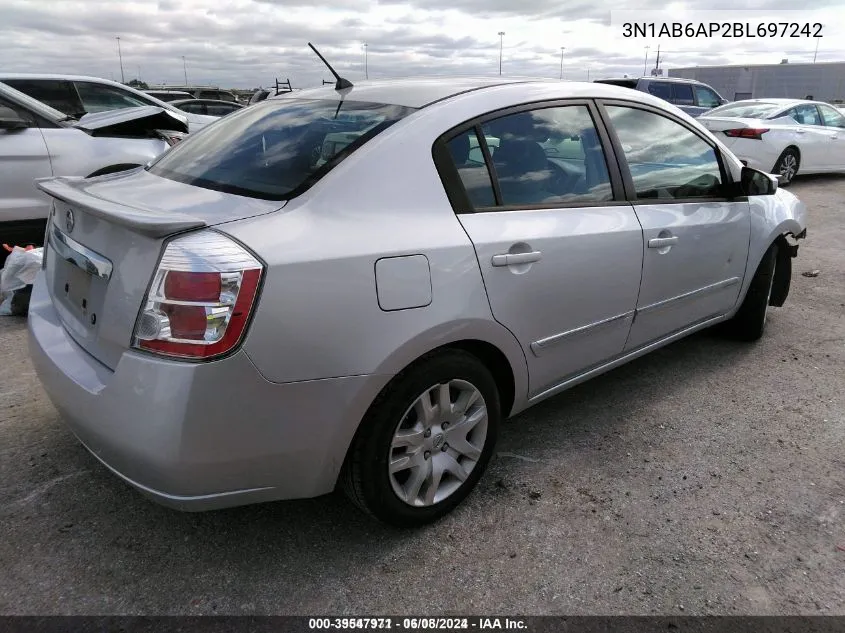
[{"left": 28, "top": 78, "right": 807, "bottom": 527}]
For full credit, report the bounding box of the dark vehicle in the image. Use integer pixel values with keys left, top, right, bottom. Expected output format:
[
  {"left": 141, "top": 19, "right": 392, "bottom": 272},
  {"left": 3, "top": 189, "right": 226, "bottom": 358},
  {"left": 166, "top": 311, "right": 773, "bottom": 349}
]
[
  {"left": 594, "top": 76, "right": 728, "bottom": 118},
  {"left": 169, "top": 98, "right": 244, "bottom": 117},
  {"left": 144, "top": 90, "right": 195, "bottom": 102}
]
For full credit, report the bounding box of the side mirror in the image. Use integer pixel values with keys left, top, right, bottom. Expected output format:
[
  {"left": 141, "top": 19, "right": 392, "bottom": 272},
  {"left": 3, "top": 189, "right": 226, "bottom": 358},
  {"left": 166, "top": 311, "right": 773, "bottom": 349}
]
[
  {"left": 0, "top": 106, "right": 29, "bottom": 131},
  {"left": 740, "top": 165, "right": 778, "bottom": 196}
]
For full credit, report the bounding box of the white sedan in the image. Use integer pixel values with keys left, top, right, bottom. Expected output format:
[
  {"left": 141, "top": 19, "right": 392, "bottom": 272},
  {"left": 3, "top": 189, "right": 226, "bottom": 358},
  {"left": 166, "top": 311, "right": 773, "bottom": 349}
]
[{"left": 698, "top": 98, "right": 845, "bottom": 185}]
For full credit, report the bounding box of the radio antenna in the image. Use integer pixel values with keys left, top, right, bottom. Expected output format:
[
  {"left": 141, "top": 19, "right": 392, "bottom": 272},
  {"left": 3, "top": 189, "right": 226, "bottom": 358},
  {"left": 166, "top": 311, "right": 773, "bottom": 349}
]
[{"left": 308, "top": 42, "right": 353, "bottom": 91}]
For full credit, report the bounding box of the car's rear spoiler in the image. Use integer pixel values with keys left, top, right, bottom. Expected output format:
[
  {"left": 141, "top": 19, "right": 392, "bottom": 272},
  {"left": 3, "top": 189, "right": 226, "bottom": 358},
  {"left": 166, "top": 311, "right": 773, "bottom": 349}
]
[{"left": 35, "top": 176, "right": 205, "bottom": 238}]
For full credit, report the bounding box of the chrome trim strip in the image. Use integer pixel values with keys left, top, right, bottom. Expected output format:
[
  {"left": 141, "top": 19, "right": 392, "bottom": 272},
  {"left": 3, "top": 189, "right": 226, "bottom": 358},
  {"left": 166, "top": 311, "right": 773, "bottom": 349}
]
[
  {"left": 530, "top": 310, "right": 635, "bottom": 357},
  {"left": 49, "top": 225, "right": 113, "bottom": 280},
  {"left": 528, "top": 313, "right": 729, "bottom": 403},
  {"left": 637, "top": 277, "right": 740, "bottom": 316}
]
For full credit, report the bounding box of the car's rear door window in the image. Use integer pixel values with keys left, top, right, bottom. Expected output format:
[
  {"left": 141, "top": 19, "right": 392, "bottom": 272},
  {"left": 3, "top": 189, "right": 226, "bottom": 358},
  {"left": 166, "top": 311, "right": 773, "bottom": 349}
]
[
  {"left": 793, "top": 103, "right": 822, "bottom": 126},
  {"left": 148, "top": 98, "right": 414, "bottom": 200},
  {"left": 446, "top": 129, "right": 497, "bottom": 208},
  {"left": 646, "top": 82, "right": 673, "bottom": 102},
  {"left": 74, "top": 82, "right": 149, "bottom": 114},
  {"left": 442, "top": 104, "right": 614, "bottom": 210},
  {"left": 605, "top": 105, "right": 725, "bottom": 200}
]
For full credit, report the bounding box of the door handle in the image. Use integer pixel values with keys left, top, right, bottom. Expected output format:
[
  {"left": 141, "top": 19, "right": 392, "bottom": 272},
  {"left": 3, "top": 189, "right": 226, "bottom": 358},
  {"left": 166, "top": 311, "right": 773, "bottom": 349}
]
[
  {"left": 795, "top": 129, "right": 806, "bottom": 135},
  {"left": 832, "top": 135, "right": 839, "bottom": 140},
  {"left": 648, "top": 236, "right": 679, "bottom": 249},
  {"left": 491, "top": 251, "right": 543, "bottom": 266}
]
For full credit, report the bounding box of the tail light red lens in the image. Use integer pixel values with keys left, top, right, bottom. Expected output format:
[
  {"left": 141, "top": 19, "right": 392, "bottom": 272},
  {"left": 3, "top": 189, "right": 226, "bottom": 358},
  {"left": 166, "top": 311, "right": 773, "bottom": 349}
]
[
  {"left": 133, "top": 231, "right": 263, "bottom": 360},
  {"left": 724, "top": 128, "right": 769, "bottom": 140}
]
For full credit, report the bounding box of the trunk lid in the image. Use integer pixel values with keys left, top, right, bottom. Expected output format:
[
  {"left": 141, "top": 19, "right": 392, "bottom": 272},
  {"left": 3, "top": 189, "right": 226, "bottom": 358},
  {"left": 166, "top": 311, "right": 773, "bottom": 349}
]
[{"left": 35, "top": 170, "right": 283, "bottom": 369}]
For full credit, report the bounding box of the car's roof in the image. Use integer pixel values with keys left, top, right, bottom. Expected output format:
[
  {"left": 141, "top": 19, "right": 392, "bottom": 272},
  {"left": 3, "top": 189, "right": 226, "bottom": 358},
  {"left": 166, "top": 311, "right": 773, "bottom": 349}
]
[
  {"left": 0, "top": 72, "right": 134, "bottom": 84},
  {"left": 597, "top": 76, "right": 705, "bottom": 85},
  {"left": 271, "top": 77, "right": 547, "bottom": 109},
  {"left": 171, "top": 98, "right": 242, "bottom": 106},
  {"left": 269, "top": 77, "right": 684, "bottom": 112}
]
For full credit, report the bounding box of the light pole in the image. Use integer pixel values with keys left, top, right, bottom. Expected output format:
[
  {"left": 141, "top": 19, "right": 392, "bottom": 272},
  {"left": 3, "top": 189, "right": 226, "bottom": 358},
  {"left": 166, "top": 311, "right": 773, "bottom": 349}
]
[
  {"left": 115, "top": 36, "right": 125, "bottom": 83},
  {"left": 643, "top": 45, "right": 650, "bottom": 76},
  {"left": 559, "top": 46, "right": 565, "bottom": 80},
  {"left": 813, "top": 37, "right": 820, "bottom": 62},
  {"left": 182, "top": 56, "right": 188, "bottom": 84},
  {"left": 498, "top": 31, "right": 505, "bottom": 75},
  {"left": 363, "top": 42, "right": 368, "bottom": 79}
]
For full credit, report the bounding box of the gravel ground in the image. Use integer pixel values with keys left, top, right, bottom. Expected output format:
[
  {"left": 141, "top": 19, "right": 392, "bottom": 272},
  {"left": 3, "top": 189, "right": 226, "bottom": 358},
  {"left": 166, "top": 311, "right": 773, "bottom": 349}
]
[{"left": 1, "top": 175, "right": 843, "bottom": 616}]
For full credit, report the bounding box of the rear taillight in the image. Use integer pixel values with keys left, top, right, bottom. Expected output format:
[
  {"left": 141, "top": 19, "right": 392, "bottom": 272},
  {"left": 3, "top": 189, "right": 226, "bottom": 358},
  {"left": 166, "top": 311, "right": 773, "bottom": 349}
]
[
  {"left": 133, "top": 231, "right": 263, "bottom": 360},
  {"left": 724, "top": 128, "right": 769, "bottom": 140}
]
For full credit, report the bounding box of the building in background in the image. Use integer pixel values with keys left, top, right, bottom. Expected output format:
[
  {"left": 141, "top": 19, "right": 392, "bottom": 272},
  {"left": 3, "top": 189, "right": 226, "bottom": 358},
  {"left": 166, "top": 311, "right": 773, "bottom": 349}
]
[{"left": 670, "top": 61, "right": 845, "bottom": 103}]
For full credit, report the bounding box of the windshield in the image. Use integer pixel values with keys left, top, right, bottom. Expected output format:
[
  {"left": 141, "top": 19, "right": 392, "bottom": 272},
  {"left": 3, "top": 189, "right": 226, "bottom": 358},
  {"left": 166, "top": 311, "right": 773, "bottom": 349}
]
[
  {"left": 707, "top": 102, "right": 784, "bottom": 119},
  {"left": 148, "top": 98, "right": 414, "bottom": 200}
]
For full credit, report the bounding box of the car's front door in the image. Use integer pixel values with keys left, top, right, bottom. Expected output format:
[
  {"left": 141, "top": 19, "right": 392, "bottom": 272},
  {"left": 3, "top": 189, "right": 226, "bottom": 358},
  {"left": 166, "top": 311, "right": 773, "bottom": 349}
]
[
  {"left": 817, "top": 104, "right": 845, "bottom": 169},
  {"left": 436, "top": 102, "right": 644, "bottom": 397},
  {"left": 0, "top": 96, "right": 53, "bottom": 227},
  {"left": 600, "top": 102, "right": 751, "bottom": 351}
]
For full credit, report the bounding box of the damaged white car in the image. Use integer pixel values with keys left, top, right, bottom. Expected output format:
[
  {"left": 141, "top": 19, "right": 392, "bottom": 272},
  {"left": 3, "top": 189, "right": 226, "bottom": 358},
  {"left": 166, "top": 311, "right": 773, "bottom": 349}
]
[{"left": 0, "top": 81, "right": 188, "bottom": 256}]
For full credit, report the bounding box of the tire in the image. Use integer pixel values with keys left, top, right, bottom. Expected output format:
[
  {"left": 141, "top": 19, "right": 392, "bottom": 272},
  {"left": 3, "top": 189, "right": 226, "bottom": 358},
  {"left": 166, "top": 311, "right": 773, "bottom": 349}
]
[
  {"left": 772, "top": 148, "right": 799, "bottom": 186},
  {"left": 342, "top": 350, "right": 501, "bottom": 527},
  {"left": 723, "top": 243, "right": 778, "bottom": 342}
]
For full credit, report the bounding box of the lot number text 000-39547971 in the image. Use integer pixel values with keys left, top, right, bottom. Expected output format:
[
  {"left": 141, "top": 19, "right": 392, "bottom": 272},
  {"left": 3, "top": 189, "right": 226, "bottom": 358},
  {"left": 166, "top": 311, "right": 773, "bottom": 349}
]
[{"left": 622, "top": 22, "right": 823, "bottom": 38}]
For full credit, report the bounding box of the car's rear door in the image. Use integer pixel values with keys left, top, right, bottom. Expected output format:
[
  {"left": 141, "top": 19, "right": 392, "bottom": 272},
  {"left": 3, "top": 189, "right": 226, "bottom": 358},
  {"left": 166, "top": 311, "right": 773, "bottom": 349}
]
[
  {"left": 434, "top": 101, "right": 644, "bottom": 398},
  {"left": 598, "top": 101, "right": 751, "bottom": 351}
]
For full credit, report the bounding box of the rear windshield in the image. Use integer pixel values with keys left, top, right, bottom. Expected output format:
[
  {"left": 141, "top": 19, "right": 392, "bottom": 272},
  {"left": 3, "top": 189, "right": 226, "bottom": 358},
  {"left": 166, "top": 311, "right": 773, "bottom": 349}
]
[
  {"left": 707, "top": 102, "right": 783, "bottom": 119},
  {"left": 148, "top": 98, "right": 415, "bottom": 200}
]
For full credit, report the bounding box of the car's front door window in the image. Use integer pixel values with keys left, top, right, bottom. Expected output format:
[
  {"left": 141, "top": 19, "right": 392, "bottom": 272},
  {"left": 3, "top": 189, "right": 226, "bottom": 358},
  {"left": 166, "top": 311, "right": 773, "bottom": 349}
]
[
  {"left": 74, "top": 82, "right": 150, "bottom": 114},
  {"left": 672, "top": 84, "right": 695, "bottom": 107},
  {"left": 695, "top": 86, "right": 721, "bottom": 109},
  {"left": 605, "top": 105, "right": 725, "bottom": 200}
]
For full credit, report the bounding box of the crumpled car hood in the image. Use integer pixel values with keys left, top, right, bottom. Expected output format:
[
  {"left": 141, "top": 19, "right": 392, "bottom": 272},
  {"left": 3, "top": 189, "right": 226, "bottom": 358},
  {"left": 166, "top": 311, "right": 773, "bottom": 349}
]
[{"left": 72, "top": 106, "right": 189, "bottom": 134}]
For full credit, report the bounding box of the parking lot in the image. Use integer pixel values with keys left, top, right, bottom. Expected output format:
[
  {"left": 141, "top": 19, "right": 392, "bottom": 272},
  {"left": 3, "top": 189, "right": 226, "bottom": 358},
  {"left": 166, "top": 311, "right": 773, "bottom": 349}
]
[{"left": 0, "top": 175, "right": 843, "bottom": 616}]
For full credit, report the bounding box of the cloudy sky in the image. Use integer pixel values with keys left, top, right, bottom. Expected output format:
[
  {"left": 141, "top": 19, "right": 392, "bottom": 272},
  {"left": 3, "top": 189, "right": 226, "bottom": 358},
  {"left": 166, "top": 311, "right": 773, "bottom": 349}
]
[{"left": 3, "top": 0, "right": 844, "bottom": 89}]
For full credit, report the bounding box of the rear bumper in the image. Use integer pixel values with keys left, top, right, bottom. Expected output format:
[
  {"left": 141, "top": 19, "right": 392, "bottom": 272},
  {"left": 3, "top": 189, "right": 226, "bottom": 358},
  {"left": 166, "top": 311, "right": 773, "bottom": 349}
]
[{"left": 27, "top": 274, "right": 391, "bottom": 510}]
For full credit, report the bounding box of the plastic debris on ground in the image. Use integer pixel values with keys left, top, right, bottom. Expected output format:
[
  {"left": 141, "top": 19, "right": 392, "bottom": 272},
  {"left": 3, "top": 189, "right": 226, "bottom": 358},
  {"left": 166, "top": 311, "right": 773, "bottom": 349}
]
[{"left": 0, "top": 245, "right": 44, "bottom": 316}]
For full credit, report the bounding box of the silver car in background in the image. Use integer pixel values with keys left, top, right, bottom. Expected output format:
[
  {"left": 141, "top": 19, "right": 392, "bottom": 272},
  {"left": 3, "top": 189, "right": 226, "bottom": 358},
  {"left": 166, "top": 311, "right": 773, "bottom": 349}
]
[{"left": 28, "top": 78, "right": 807, "bottom": 527}]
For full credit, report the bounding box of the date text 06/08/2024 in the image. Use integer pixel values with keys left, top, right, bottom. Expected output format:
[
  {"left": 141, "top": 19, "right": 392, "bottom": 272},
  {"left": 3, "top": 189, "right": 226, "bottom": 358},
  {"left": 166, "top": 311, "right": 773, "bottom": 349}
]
[
  {"left": 307, "top": 618, "right": 528, "bottom": 630},
  {"left": 622, "top": 21, "right": 823, "bottom": 38}
]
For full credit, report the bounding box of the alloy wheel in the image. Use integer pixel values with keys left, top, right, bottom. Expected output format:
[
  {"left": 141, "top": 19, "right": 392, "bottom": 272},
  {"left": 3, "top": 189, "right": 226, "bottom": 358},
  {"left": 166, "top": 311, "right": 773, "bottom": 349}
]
[{"left": 388, "top": 380, "right": 488, "bottom": 507}]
